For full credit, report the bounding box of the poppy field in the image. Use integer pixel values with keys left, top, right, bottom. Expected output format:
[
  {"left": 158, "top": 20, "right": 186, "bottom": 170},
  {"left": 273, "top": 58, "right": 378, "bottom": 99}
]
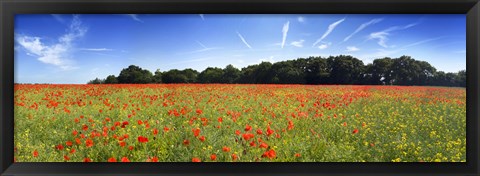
[{"left": 14, "top": 84, "right": 466, "bottom": 162}]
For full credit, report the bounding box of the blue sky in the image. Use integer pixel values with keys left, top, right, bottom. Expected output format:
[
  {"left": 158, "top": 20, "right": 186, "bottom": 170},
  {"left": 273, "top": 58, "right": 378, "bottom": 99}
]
[{"left": 14, "top": 14, "right": 466, "bottom": 84}]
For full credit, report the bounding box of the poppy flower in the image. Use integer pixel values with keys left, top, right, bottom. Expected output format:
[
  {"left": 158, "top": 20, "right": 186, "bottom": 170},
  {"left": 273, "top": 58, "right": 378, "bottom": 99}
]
[
  {"left": 163, "top": 127, "right": 169, "bottom": 132},
  {"left": 75, "top": 138, "right": 81, "bottom": 145},
  {"left": 72, "top": 130, "right": 78, "bottom": 136},
  {"left": 245, "top": 124, "right": 252, "bottom": 131},
  {"left": 138, "top": 136, "right": 149, "bottom": 143},
  {"left": 137, "top": 120, "right": 143, "bottom": 125},
  {"left": 119, "top": 141, "right": 126, "bottom": 147},
  {"left": 108, "top": 157, "right": 117, "bottom": 162},
  {"left": 121, "top": 157, "right": 130, "bottom": 162},
  {"left": 149, "top": 157, "right": 159, "bottom": 162},
  {"left": 153, "top": 128, "right": 159, "bottom": 135},
  {"left": 56, "top": 144, "right": 64, "bottom": 150},
  {"left": 66, "top": 141, "right": 73, "bottom": 146},
  {"left": 231, "top": 153, "right": 238, "bottom": 161},
  {"left": 210, "top": 154, "right": 217, "bottom": 161},
  {"left": 262, "top": 149, "right": 276, "bottom": 159},
  {"left": 83, "top": 158, "right": 92, "bottom": 162},
  {"left": 128, "top": 146, "right": 134, "bottom": 150},
  {"left": 242, "top": 133, "right": 255, "bottom": 141},
  {"left": 192, "top": 128, "right": 200, "bottom": 137},
  {"left": 183, "top": 139, "right": 190, "bottom": 146},
  {"left": 295, "top": 153, "right": 301, "bottom": 157},
  {"left": 352, "top": 129, "right": 359, "bottom": 134},
  {"left": 222, "top": 146, "right": 231, "bottom": 152},
  {"left": 192, "top": 157, "right": 201, "bottom": 162},
  {"left": 33, "top": 150, "right": 38, "bottom": 157},
  {"left": 249, "top": 141, "right": 256, "bottom": 147},
  {"left": 259, "top": 142, "right": 268, "bottom": 149},
  {"left": 256, "top": 129, "right": 263, "bottom": 135},
  {"left": 70, "top": 148, "right": 76, "bottom": 154},
  {"left": 199, "top": 136, "right": 206, "bottom": 142},
  {"left": 343, "top": 122, "right": 347, "bottom": 127},
  {"left": 266, "top": 126, "right": 274, "bottom": 136},
  {"left": 82, "top": 124, "right": 88, "bottom": 131},
  {"left": 217, "top": 117, "right": 223, "bottom": 123},
  {"left": 235, "top": 130, "right": 241, "bottom": 136},
  {"left": 64, "top": 155, "right": 70, "bottom": 161},
  {"left": 85, "top": 139, "right": 94, "bottom": 148},
  {"left": 196, "top": 109, "right": 203, "bottom": 115}
]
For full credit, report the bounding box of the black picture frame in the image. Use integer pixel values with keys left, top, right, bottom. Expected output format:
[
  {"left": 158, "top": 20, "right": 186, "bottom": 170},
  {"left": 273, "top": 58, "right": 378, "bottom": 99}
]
[{"left": 1, "top": 0, "right": 479, "bottom": 175}]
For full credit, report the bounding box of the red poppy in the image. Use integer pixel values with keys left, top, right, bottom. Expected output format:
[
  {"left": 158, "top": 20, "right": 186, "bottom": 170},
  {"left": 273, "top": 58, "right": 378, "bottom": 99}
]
[
  {"left": 259, "top": 142, "right": 268, "bottom": 149},
  {"left": 128, "top": 146, "right": 134, "bottom": 150},
  {"left": 153, "top": 128, "right": 159, "bottom": 135},
  {"left": 262, "top": 149, "right": 276, "bottom": 159},
  {"left": 235, "top": 130, "right": 241, "bottom": 136},
  {"left": 150, "top": 157, "right": 159, "bottom": 162},
  {"left": 294, "top": 153, "right": 301, "bottom": 158},
  {"left": 119, "top": 141, "right": 126, "bottom": 147},
  {"left": 343, "top": 122, "right": 347, "bottom": 127},
  {"left": 231, "top": 153, "right": 238, "bottom": 161},
  {"left": 183, "top": 139, "right": 190, "bottom": 146},
  {"left": 85, "top": 139, "right": 94, "bottom": 148},
  {"left": 33, "top": 150, "right": 38, "bottom": 157},
  {"left": 75, "top": 138, "right": 81, "bottom": 145},
  {"left": 137, "top": 120, "right": 143, "bottom": 125},
  {"left": 56, "top": 144, "right": 64, "bottom": 150},
  {"left": 163, "top": 127, "right": 169, "bottom": 132},
  {"left": 242, "top": 133, "right": 255, "bottom": 141},
  {"left": 72, "top": 130, "right": 78, "bottom": 136},
  {"left": 192, "top": 157, "right": 201, "bottom": 162},
  {"left": 74, "top": 118, "right": 80, "bottom": 123},
  {"left": 266, "top": 126, "right": 274, "bottom": 136},
  {"left": 245, "top": 124, "right": 252, "bottom": 132},
  {"left": 352, "top": 129, "right": 359, "bottom": 134},
  {"left": 121, "top": 157, "right": 130, "bottom": 162},
  {"left": 210, "top": 154, "right": 217, "bottom": 161},
  {"left": 222, "top": 146, "right": 231, "bottom": 152},
  {"left": 138, "top": 136, "right": 149, "bottom": 143},
  {"left": 83, "top": 158, "right": 92, "bottom": 162},
  {"left": 192, "top": 128, "right": 200, "bottom": 137},
  {"left": 64, "top": 155, "right": 70, "bottom": 161},
  {"left": 249, "top": 141, "right": 256, "bottom": 147},
  {"left": 70, "top": 148, "right": 76, "bottom": 154},
  {"left": 108, "top": 157, "right": 117, "bottom": 162},
  {"left": 199, "top": 136, "right": 206, "bottom": 142},
  {"left": 82, "top": 124, "right": 88, "bottom": 131},
  {"left": 196, "top": 109, "right": 203, "bottom": 115},
  {"left": 66, "top": 141, "right": 73, "bottom": 146},
  {"left": 217, "top": 117, "right": 223, "bottom": 123},
  {"left": 256, "top": 129, "right": 263, "bottom": 135}
]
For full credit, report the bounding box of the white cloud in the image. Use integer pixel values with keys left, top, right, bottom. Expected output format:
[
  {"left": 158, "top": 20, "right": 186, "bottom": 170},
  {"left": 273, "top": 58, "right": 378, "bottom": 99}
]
[
  {"left": 346, "top": 46, "right": 360, "bottom": 52},
  {"left": 236, "top": 31, "right": 252, "bottom": 49},
  {"left": 290, "top": 40, "right": 305, "bottom": 47},
  {"left": 199, "top": 14, "right": 205, "bottom": 21},
  {"left": 368, "top": 22, "right": 419, "bottom": 48},
  {"left": 298, "top": 16, "right": 305, "bottom": 23},
  {"left": 80, "top": 48, "right": 112, "bottom": 51},
  {"left": 127, "top": 14, "right": 143, "bottom": 23},
  {"left": 16, "top": 15, "right": 86, "bottom": 70},
  {"left": 51, "top": 14, "right": 65, "bottom": 23},
  {"left": 318, "top": 44, "right": 329, "bottom": 50},
  {"left": 313, "top": 18, "right": 345, "bottom": 47},
  {"left": 343, "top": 18, "right": 383, "bottom": 42},
  {"left": 281, "top": 21, "right": 290, "bottom": 48}
]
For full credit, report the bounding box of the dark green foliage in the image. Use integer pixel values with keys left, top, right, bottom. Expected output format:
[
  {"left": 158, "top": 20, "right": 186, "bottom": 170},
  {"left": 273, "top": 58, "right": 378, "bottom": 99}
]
[{"left": 88, "top": 56, "right": 466, "bottom": 87}]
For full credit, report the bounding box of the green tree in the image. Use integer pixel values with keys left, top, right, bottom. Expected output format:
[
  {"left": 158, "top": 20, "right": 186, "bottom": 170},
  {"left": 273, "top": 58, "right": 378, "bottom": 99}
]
[
  {"left": 198, "top": 67, "right": 224, "bottom": 83},
  {"left": 222, "top": 64, "right": 241, "bottom": 83},
  {"left": 117, "top": 65, "right": 154, "bottom": 84},
  {"left": 104, "top": 75, "right": 118, "bottom": 84}
]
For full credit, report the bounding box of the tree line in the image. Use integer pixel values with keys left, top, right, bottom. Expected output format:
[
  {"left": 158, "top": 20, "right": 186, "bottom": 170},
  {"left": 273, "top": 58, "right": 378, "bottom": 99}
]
[{"left": 88, "top": 55, "right": 466, "bottom": 87}]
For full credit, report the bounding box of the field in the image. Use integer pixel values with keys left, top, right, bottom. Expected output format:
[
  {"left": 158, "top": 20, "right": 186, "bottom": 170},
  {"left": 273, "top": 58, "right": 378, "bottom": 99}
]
[{"left": 14, "top": 84, "right": 466, "bottom": 162}]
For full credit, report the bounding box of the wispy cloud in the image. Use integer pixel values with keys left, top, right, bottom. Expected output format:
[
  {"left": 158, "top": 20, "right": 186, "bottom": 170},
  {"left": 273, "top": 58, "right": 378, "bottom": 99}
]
[
  {"left": 236, "top": 31, "right": 252, "bottom": 49},
  {"left": 177, "top": 41, "right": 219, "bottom": 55},
  {"left": 343, "top": 18, "right": 382, "bottom": 42},
  {"left": 281, "top": 21, "right": 290, "bottom": 48},
  {"left": 318, "top": 42, "right": 332, "bottom": 50},
  {"left": 313, "top": 18, "right": 346, "bottom": 47},
  {"left": 290, "top": 40, "right": 305, "bottom": 47},
  {"left": 165, "top": 57, "right": 214, "bottom": 66},
  {"left": 199, "top": 14, "right": 205, "bottom": 21},
  {"left": 16, "top": 15, "right": 86, "bottom": 70},
  {"left": 346, "top": 46, "right": 360, "bottom": 52},
  {"left": 402, "top": 37, "right": 443, "bottom": 48},
  {"left": 298, "top": 16, "right": 305, "bottom": 23},
  {"left": 127, "top": 14, "right": 143, "bottom": 23},
  {"left": 80, "top": 48, "right": 113, "bottom": 51},
  {"left": 368, "top": 22, "right": 419, "bottom": 48},
  {"left": 51, "top": 14, "right": 65, "bottom": 23}
]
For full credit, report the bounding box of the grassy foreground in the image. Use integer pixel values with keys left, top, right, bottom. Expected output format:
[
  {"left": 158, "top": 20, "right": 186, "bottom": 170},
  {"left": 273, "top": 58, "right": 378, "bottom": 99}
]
[{"left": 14, "top": 84, "right": 466, "bottom": 162}]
